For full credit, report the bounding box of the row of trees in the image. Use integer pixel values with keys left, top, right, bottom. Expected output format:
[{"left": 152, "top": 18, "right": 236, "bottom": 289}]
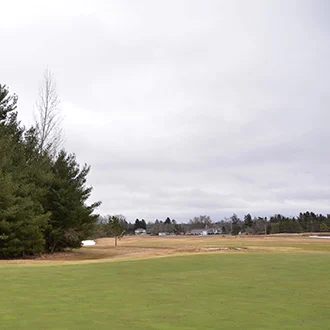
[
  {"left": 95, "top": 212, "right": 330, "bottom": 243},
  {"left": 224, "top": 212, "right": 330, "bottom": 235},
  {"left": 0, "top": 77, "right": 100, "bottom": 258}
]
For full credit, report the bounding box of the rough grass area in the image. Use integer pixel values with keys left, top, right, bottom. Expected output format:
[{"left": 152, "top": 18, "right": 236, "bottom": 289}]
[
  {"left": 1, "top": 253, "right": 330, "bottom": 329},
  {"left": 2, "top": 235, "right": 329, "bottom": 265}
]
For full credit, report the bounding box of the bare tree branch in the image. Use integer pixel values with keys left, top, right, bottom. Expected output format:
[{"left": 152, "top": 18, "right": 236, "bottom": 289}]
[{"left": 35, "top": 69, "right": 64, "bottom": 157}]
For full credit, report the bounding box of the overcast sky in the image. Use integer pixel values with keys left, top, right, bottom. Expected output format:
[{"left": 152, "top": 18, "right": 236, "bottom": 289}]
[{"left": 1, "top": 0, "right": 330, "bottom": 222}]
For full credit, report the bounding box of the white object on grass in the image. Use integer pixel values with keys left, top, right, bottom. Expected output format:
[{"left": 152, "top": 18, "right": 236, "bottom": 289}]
[{"left": 82, "top": 240, "right": 96, "bottom": 246}]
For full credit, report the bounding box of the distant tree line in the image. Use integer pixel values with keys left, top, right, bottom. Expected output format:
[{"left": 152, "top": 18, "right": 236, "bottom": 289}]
[
  {"left": 221, "top": 212, "right": 330, "bottom": 235},
  {"left": 95, "top": 211, "right": 330, "bottom": 242},
  {"left": 0, "top": 83, "right": 100, "bottom": 259}
]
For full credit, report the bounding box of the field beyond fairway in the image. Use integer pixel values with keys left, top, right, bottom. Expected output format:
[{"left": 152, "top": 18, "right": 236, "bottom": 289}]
[
  {"left": 1, "top": 236, "right": 330, "bottom": 329},
  {"left": 2, "top": 234, "right": 330, "bottom": 265}
]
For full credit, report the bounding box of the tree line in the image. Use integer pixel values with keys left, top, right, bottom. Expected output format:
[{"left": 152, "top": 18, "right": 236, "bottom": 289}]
[
  {"left": 223, "top": 212, "right": 330, "bottom": 235},
  {"left": 0, "top": 80, "right": 100, "bottom": 259},
  {"left": 95, "top": 211, "right": 330, "bottom": 243}
]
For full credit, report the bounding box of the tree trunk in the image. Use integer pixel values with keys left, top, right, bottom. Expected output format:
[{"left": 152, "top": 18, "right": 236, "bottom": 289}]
[{"left": 115, "top": 236, "right": 117, "bottom": 247}]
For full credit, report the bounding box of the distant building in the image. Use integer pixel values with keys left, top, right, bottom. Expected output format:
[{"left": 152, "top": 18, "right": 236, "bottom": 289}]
[
  {"left": 207, "top": 228, "right": 221, "bottom": 235},
  {"left": 135, "top": 228, "right": 147, "bottom": 235},
  {"left": 190, "top": 229, "right": 208, "bottom": 236},
  {"left": 190, "top": 228, "right": 221, "bottom": 235},
  {"left": 158, "top": 232, "right": 169, "bottom": 236}
]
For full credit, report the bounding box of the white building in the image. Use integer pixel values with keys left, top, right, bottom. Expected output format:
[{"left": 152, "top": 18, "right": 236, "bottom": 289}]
[
  {"left": 190, "top": 229, "right": 208, "bottom": 236},
  {"left": 135, "top": 228, "right": 147, "bottom": 235},
  {"left": 190, "top": 228, "right": 221, "bottom": 235}
]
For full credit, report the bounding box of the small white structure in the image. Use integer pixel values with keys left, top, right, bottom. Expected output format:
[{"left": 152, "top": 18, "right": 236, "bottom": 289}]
[
  {"left": 190, "top": 229, "right": 208, "bottom": 236},
  {"left": 158, "top": 232, "right": 169, "bottom": 236},
  {"left": 135, "top": 228, "right": 147, "bottom": 235},
  {"left": 207, "top": 228, "right": 221, "bottom": 235},
  {"left": 190, "top": 228, "right": 220, "bottom": 235},
  {"left": 82, "top": 240, "right": 96, "bottom": 246}
]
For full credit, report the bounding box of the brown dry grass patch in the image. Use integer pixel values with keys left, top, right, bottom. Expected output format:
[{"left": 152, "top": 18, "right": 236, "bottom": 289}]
[{"left": 1, "top": 234, "right": 330, "bottom": 266}]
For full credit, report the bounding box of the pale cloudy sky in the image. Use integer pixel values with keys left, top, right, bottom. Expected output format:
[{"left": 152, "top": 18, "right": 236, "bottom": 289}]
[{"left": 1, "top": 0, "right": 329, "bottom": 222}]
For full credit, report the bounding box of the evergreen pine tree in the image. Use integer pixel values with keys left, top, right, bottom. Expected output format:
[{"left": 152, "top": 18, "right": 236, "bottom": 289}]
[
  {"left": 0, "top": 85, "right": 49, "bottom": 258},
  {"left": 44, "top": 150, "right": 101, "bottom": 252}
]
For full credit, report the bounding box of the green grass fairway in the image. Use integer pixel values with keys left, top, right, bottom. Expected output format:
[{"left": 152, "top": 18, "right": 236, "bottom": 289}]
[{"left": 1, "top": 253, "right": 330, "bottom": 329}]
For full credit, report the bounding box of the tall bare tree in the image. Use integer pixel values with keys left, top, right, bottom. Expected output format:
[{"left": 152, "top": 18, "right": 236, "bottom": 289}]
[
  {"left": 189, "top": 215, "right": 213, "bottom": 229},
  {"left": 35, "top": 69, "right": 64, "bottom": 156}
]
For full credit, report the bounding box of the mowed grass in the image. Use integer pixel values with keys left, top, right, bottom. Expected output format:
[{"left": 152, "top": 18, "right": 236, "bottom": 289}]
[{"left": 1, "top": 253, "right": 330, "bottom": 329}]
